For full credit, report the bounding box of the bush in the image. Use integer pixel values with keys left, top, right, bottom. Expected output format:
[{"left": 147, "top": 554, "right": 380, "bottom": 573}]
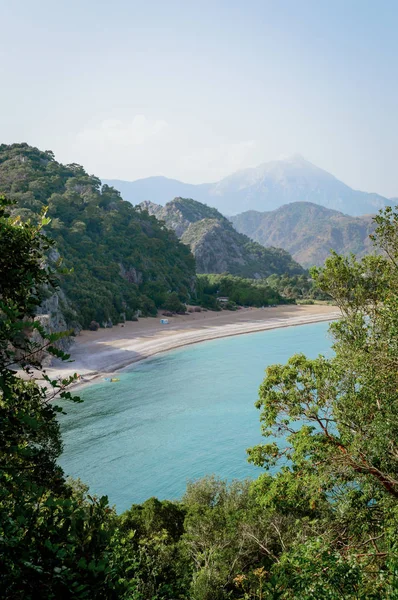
[
  {"left": 88, "top": 320, "right": 99, "bottom": 331},
  {"left": 162, "top": 292, "right": 186, "bottom": 313},
  {"left": 224, "top": 301, "right": 237, "bottom": 311}
]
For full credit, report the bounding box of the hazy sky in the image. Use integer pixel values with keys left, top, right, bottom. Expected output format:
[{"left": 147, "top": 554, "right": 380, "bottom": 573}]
[{"left": 1, "top": 0, "right": 397, "bottom": 195}]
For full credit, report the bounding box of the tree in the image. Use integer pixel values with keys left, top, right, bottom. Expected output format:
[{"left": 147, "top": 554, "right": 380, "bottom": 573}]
[
  {"left": 4, "top": 189, "right": 398, "bottom": 598},
  {"left": 162, "top": 291, "right": 186, "bottom": 313},
  {"left": 0, "top": 143, "right": 196, "bottom": 329},
  {"left": 0, "top": 197, "right": 135, "bottom": 599},
  {"left": 247, "top": 206, "right": 398, "bottom": 594}
]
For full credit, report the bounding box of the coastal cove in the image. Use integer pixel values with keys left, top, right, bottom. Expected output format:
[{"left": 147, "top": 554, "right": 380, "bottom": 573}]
[
  {"left": 4, "top": 6, "right": 398, "bottom": 593},
  {"left": 59, "top": 319, "right": 334, "bottom": 512},
  {"left": 49, "top": 304, "right": 339, "bottom": 388}
]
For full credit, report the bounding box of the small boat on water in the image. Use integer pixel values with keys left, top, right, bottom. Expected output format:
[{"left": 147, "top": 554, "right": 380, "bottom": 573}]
[{"left": 110, "top": 378, "right": 120, "bottom": 382}]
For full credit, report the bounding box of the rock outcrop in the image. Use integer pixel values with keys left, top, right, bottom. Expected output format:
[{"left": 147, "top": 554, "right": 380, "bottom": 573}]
[{"left": 139, "top": 198, "right": 303, "bottom": 278}]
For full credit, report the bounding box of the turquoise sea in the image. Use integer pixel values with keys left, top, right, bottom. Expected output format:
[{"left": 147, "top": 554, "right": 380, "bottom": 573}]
[{"left": 59, "top": 321, "right": 333, "bottom": 512}]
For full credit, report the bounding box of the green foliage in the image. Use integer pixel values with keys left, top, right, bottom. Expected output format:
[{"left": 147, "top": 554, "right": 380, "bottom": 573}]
[
  {"left": 246, "top": 205, "right": 398, "bottom": 595},
  {"left": 0, "top": 199, "right": 136, "bottom": 599},
  {"left": 0, "top": 144, "right": 195, "bottom": 328},
  {"left": 166, "top": 197, "right": 223, "bottom": 222},
  {"left": 196, "top": 274, "right": 289, "bottom": 308},
  {"left": 118, "top": 497, "right": 189, "bottom": 599},
  {"left": 4, "top": 178, "right": 398, "bottom": 599},
  {"left": 240, "top": 239, "right": 303, "bottom": 279},
  {"left": 162, "top": 291, "right": 186, "bottom": 313},
  {"left": 114, "top": 204, "right": 398, "bottom": 598},
  {"left": 266, "top": 273, "right": 330, "bottom": 300},
  {"left": 182, "top": 218, "right": 304, "bottom": 279}
]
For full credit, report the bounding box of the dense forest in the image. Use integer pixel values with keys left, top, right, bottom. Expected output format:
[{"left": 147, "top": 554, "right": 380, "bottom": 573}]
[
  {"left": 196, "top": 273, "right": 289, "bottom": 309},
  {"left": 2, "top": 186, "right": 398, "bottom": 598},
  {"left": 0, "top": 144, "right": 196, "bottom": 328},
  {"left": 0, "top": 144, "right": 304, "bottom": 331},
  {"left": 266, "top": 273, "right": 331, "bottom": 301}
]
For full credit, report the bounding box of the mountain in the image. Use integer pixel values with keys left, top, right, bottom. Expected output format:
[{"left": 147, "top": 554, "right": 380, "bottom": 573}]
[
  {"left": 103, "top": 155, "right": 391, "bottom": 217},
  {"left": 230, "top": 202, "right": 376, "bottom": 268},
  {"left": 0, "top": 144, "right": 195, "bottom": 328},
  {"left": 105, "top": 176, "right": 210, "bottom": 207},
  {"left": 139, "top": 198, "right": 303, "bottom": 278}
]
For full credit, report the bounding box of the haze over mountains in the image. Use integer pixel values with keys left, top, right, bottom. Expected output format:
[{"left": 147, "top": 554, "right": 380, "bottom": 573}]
[{"left": 104, "top": 155, "right": 392, "bottom": 217}]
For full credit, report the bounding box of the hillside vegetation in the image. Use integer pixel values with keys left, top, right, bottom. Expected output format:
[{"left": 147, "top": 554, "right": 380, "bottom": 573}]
[
  {"left": 231, "top": 201, "right": 376, "bottom": 267},
  {"left": 0, "top": 144, "right": 196, "bottom": 327},
  {"left": 266, "top": 273, "right": 331, "bottom": 301},
  {"left": 3, "top": 197, "right": 398, "bottom": 598},
  {"left": 196, "top": 273, "right": 288, "bottom": 309},
  {"left": 140, "top": 197, "right": 304, "bottom": 278}
]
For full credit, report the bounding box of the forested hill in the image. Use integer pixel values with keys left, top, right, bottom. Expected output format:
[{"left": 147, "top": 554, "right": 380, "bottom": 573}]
[
  {"left": 139, "top": 197, "right": 304, "bottom": 278},
  {"left": 0, "top": 144, "right": 195, "bottom": 327},
  {"left": 231, "top": 202, "right": 376, "bottom": 267}
]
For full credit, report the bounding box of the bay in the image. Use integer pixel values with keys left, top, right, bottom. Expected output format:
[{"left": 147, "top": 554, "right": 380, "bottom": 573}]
[{"left": 59, "top": 321, "right": 332, "bottom": 511}]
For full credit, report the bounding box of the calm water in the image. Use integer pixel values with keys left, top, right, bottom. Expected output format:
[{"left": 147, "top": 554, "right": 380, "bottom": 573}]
[{"left": 59, "top": 321, "right": 332, "bottom": 511}]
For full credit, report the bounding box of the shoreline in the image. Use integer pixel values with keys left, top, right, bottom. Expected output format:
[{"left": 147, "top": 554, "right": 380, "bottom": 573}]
[{"left": 45, "top": 305, "right": 340, "bottom": 392}]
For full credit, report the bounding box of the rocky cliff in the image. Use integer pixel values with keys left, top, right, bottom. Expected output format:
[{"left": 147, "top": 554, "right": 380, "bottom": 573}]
[{"left": 139, "top": 198, "right": 303, "bottom": 278}]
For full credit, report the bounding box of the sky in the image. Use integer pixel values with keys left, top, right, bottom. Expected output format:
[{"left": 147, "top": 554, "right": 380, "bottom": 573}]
[{"left": 1, "top": 0, "right": 397, "bottom": 196}]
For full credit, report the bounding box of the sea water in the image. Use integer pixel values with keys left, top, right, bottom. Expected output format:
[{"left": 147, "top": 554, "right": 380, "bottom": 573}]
[{"left": 59, "top": 321, "right": 333, "bottom": 511}]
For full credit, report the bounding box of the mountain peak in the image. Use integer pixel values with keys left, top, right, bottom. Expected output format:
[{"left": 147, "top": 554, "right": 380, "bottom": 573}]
[
  {"left": 254, "top": 154, "right": 321, "bottom": 175},
  {"left": 103, "top": 157, "right": 391, "bottom": 217}
]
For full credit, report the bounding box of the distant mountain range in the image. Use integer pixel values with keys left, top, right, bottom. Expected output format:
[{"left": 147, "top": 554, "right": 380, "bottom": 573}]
[
  {"left": 139, "top": 198, "right": 303, "bottom": 278},
  {"left": 231, "top": 202, "right": 376, "bottom": 268},
  {"left": 104, "top": 155, "right": 393, "bottom": 217}
]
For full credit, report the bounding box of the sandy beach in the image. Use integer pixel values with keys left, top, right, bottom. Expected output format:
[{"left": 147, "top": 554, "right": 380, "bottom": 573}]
[{"left": 46, "top": 304, "right": 340, "bottom": 389}]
